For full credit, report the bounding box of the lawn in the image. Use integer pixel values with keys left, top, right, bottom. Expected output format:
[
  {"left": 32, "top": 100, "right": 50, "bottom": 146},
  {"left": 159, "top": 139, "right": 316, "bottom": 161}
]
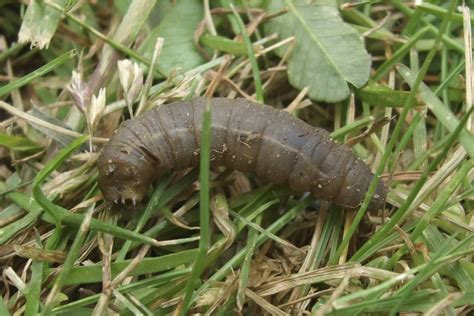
[{"left": 0, "top": 0, "right": 473, "bottom": 315}]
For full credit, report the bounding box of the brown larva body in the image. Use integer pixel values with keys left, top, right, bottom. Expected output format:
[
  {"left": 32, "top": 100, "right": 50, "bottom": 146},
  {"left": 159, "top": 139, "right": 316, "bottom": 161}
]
[{"left": 98, "top": 98, "right": 386, "bottom": 210}]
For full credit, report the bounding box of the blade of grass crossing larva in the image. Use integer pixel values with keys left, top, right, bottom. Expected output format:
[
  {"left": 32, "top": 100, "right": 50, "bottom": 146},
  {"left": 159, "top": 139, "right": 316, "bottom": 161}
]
[{"left": 179, "top": 100, "right": 212, "bottom": 315}]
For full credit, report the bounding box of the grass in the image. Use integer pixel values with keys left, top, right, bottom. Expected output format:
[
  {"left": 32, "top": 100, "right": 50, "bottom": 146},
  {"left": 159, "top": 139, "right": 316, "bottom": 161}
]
[{"left": 0, "top": 1, "right": 473, "bottom": 315}]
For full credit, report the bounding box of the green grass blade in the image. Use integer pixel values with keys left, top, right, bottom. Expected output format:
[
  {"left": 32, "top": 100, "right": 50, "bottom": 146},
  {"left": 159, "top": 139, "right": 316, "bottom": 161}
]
[
  {"left": 330, "top": 0, "right": 459, "bottom": 264},
  {"left": 200, "top": 34, "right": 248, "bottom": 55},
  {"left": 0, "top": 297, "right": 10, "bottom": 316},
  {"left": 41, "top": 207, "right": 95, "bottom": 315},
  {"left": 199, "top": 197, "right": 311, "bottom": 292},
  {"left": 32, "top": 136, "right": 88, "bottom": 249},
  {"left": 352, "top": 106, "right": 473, "bottom": 262},
  {"left": 387, "top": 160, "right": 473, "bottom": 268},
  {"left": 0, "top": 50, "right": 76, "bottom": 97},
  {"left": 373, "top": 26, "right": 429, "bottom": 81},
  {"left": 115, "top": 176, "right": 172, "bottom": 261},
  {"left": 236, "top": 214, "right": 262, "bottom": 310},
  {"left": 388, "top": 234, "right": 458, "bottom": 315},
  {"left": 51, "top": 269, "right": 190, "bottom": 313},
  {"left": 230, "top": 2, "right": 264, "bottom": 103},
  {"left": 6, "top": 189, "right": 163, "bottom": 246},
  {"left": 51, "top": 249, "right": 198, "bottom": 286},
  {"left": 417, "top": 2, "right": 474, "bottom": 24},
  {"left": 24, "top": 236, "right": 44, "bottom": 316},
  {"left": 179, "top": 99, "right": 212, "bottom": 315},
  {"left": 398, "top": 64, "right": 474, "bottom": 158}
]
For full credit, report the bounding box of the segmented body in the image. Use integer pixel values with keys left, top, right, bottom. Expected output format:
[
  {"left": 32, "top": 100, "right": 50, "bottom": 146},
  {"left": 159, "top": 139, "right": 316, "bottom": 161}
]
[{"left": 98, "top": 98, "right": 386, "bottom": 210}]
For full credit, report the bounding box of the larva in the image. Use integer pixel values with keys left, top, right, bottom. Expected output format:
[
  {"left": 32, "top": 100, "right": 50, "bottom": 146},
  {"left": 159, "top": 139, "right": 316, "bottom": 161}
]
[{"left": 98, "top": 98, "right": 386, "bottom": 210}]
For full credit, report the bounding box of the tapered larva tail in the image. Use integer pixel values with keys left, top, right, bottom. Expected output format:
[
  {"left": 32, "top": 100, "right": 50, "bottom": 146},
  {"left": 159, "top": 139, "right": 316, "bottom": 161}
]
[{"left": 97, "top": 98, "right": 386, "bottom": 210}]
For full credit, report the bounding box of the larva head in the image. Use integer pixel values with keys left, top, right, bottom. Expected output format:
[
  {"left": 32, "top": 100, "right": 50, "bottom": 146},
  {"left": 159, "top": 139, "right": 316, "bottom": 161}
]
[{"left": 97, "top": 141, "right": 155, "bottom": 206}]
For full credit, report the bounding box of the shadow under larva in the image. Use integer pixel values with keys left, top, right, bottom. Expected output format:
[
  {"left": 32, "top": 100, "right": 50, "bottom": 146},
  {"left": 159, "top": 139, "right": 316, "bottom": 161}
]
[{"left": 97, "top": 97, "right": 386, "bottom": 211}]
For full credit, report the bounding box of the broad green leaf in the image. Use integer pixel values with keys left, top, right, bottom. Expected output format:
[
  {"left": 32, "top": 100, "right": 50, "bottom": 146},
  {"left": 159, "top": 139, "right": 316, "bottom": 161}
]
[
  {"left": 265, "top": 0, "right": 371, "bottom": 102},
  {"left": 139, "top": 0, "right": 205, "bottom": 76},
  {"left": 357, "top": 81, "right": 423, "bottom": 108}
]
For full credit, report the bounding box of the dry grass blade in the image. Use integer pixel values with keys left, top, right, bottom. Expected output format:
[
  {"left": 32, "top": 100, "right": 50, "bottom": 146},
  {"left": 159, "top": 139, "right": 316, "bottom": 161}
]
[
  {"left": 0, "top": 101, "right": 108, "bottom": 143},
  {"left": 245, "top": 289, "right": 289, "bottom": 316},
  {"left": 256, "top": 263, "right": 399, "bottom": 297}
]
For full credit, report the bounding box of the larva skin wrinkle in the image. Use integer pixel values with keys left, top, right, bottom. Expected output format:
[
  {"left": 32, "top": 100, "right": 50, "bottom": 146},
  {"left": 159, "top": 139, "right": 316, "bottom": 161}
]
[{"left": 98, "top": 98, "right": 386, "bottom": 210}]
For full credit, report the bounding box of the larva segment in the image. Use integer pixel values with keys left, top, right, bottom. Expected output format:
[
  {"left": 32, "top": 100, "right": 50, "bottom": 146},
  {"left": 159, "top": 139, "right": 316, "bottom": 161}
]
[
  {"left": 287, "top": 129, "right": 325, "bottom": 194},
  {"left": 256, "top": 110, "right": 310, "bottom": 185},
  {"left": 226, "top": 99, "right": 275, "bottom": 173},
  {"left": 98, "top": 97, "right": 386, "bottom": 210},
  {"left": 165, "top": 100, "right": 199, "bottom": 170}
]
